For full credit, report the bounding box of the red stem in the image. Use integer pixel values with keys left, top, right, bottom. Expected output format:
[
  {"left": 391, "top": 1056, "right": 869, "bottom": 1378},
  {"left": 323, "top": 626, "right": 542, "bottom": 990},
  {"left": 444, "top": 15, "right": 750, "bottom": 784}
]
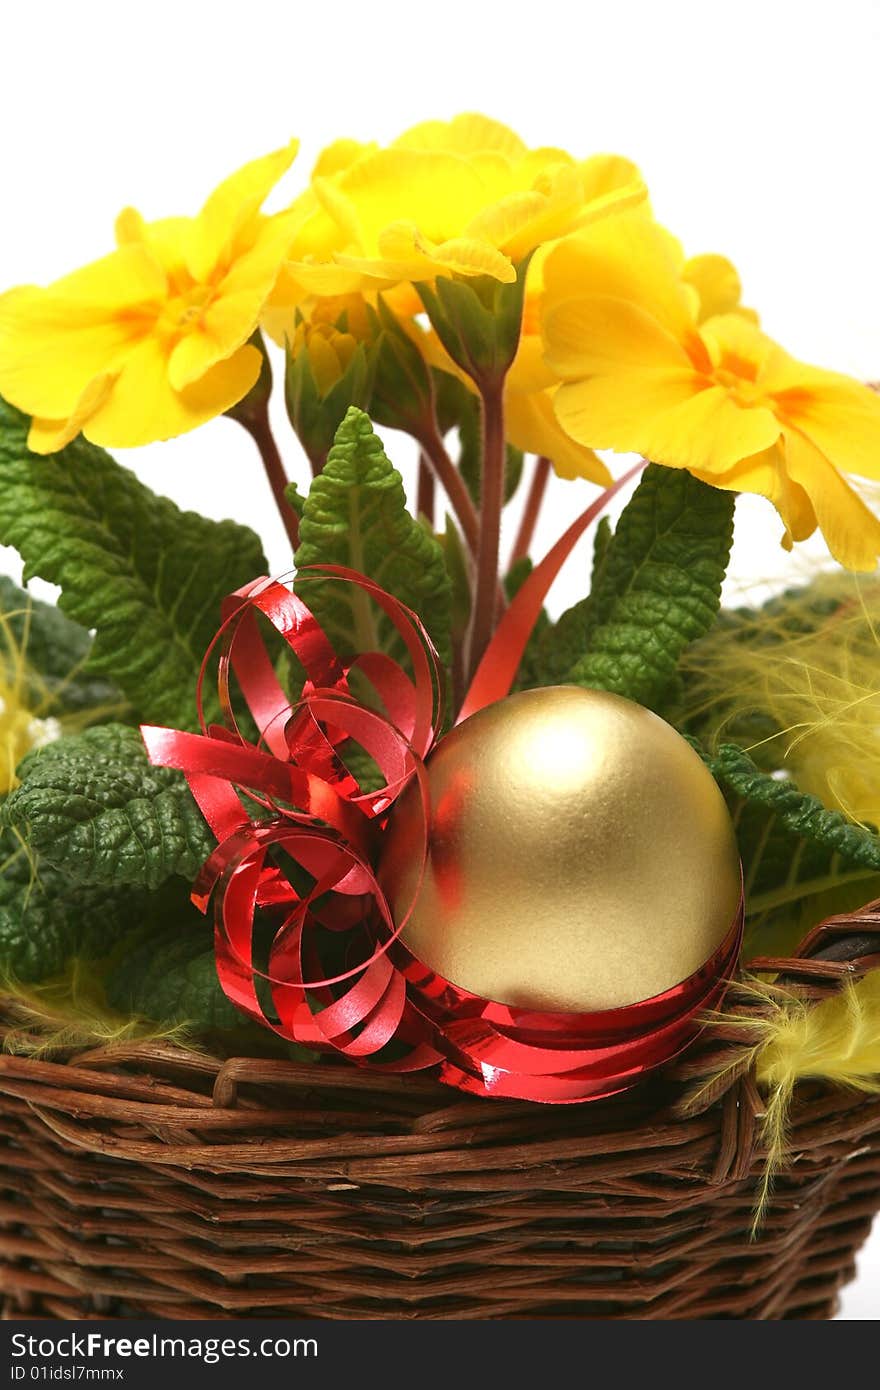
[
  {"left": 467, "top": 378, "right": 506, "bottom": 681},
  {"left": 510, "top": 455, "right": 551, "bottom": 567},
  {"left": 416, "top": 452, "right": 436, "bottom": 527},
  {"left": 413, "top": 416, "right": 480, "bottom": 556},
  {"left": 239, "top": 407, "right": 300, "bottom": 552}
]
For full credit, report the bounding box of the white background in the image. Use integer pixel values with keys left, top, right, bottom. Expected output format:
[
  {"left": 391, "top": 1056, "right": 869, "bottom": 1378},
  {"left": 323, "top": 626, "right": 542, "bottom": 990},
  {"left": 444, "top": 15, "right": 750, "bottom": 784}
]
[{"left": 0, "top": 0, "right": 877, "bottom": 1318}]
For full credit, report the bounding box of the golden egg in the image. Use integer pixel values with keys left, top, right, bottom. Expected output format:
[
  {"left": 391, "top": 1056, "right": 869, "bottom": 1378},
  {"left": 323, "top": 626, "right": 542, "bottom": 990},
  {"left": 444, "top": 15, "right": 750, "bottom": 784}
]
[{"left": 380, "top": 685, "right": 741, "bottom": 1013}]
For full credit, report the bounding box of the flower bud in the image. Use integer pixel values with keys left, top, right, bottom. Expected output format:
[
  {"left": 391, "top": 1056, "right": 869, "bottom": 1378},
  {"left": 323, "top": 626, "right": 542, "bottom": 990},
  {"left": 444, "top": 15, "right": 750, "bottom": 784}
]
[{"left": 284, "top": 314, "right": 373, "bottom": 471}]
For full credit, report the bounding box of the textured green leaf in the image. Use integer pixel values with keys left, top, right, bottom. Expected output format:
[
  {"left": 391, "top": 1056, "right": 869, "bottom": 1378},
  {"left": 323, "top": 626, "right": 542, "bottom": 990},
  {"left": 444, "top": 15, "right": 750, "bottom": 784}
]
[
  {"left": 566, "top": 465, "right": 734, "bottom": 709},
  {"left": 1, "top": 724, "right": 214, "bottom": 889},
  {"left": 590, "top": 515, "right": 613, "bottom": 587},
  {"left": 293, "top": 407, "right": 452, "bottom": 663},
  {"left": 0, "top": 575, "right": 122, "bottom": 714},
  {"left": 0, "top": 827, "right": 160, "bottom": 983},
  {"left": 704, "top": 742, "right": 880, "bottom": 954},
  {"left": 710, "top": 742, "right": 880, "bottom": 873},
  {"left": 522, "top": 515, "right": 614, "bottom": 688},
  {"left": 441, "top": 516, "right": 472, "bottom": 640},
  {"left": 0, "top": 396, "right": 267, "bottom": 728},
  {"left": 105, "top": 927, "right": 244, "bottom": 1033}
]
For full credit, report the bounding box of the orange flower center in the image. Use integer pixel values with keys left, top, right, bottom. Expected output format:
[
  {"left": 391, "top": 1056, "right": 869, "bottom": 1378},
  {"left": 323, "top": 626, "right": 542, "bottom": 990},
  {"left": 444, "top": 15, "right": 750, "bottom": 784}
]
[
  {"left": 155, "top": 283, "right": 217, "bottom": 341},
  {"left": 713, "top": 350, "right": 771, "bottom": 410}
]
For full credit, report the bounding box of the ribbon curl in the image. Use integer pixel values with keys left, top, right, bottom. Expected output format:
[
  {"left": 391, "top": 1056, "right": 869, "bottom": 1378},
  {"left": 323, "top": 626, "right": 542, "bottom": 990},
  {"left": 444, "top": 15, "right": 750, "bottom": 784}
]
[{"left": 143, "top": 463, "right": 743, "bottom": 1101}]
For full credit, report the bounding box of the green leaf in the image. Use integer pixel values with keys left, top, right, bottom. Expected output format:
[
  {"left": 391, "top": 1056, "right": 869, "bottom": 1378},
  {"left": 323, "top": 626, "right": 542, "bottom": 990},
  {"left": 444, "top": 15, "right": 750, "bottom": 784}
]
[
  {"left": 498, "top": 516, "right": 617, "bottom": 691},
  {"left": 704, "top": 742, "right": 880, "bottom": 954},
  {"left": 566, "top": 465, "right": 735, "bottom": 709},
  {"left": 0, "top": 575, "right": 123, "bottom": 714},
  {"left": 590, "top": 515, "right": 614, "bottom": 588},
  {"left": 104, "top": 926, "right": 244, "bottom": 1033},
  {"left": 293, "top": 407, "right": 452, "bottom": 664},
  {"left": 0, "top": 396, "right": 267, "bottom": 729},
  {"left": 0, "top": 827, "right": 162, "bottom": 984},
  {"left": 524, "top": 518, "right": 614, "bottom": 688},
  {"left": 711, "top": 742, "right": 880, "bottom": 875},
  {"left": 441, "top": 516, "right": 472, "bottom": 640},
  {"left": 1, "top": 724, "right": 214, "bottom": 889}
]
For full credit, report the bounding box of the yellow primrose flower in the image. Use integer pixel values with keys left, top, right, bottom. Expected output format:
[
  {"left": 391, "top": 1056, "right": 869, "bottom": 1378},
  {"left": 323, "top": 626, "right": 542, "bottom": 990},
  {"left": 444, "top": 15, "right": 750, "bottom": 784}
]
[
  {"left": 410, "top": 150, "right": 640, "bottom": 484},
  {"left": 0, "top": 143, "right": 299, "bottom": 452},
  {"left": 278, "top": 114, "right": 646, "bottom": 297},
  {"left": 542, "top": 212, "right": 880, "bottom": 571}
]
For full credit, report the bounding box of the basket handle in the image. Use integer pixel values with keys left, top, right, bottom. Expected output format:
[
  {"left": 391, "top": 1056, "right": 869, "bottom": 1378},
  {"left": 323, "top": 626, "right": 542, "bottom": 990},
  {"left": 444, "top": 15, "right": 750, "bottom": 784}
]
[
  {"left": 672, "top": 895, "right": 880, "bottom": 1133},
  {"left": 745, "top": 897, "right": 880, "bottom": 992}
]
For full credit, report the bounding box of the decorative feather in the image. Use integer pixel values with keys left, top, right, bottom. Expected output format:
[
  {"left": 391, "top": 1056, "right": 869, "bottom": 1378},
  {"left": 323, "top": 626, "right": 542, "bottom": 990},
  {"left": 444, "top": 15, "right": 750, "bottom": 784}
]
[
  {"left": 0, "top": 960, "right": 195, "bottom": 1058},
  {"left": 0, "top": 605, "right": 62, "bottom": 795},
  {"left": 682, "top": 571, "right": 880, "bottom": 829},
  {"left": 689, "top": 971, "right": 880, "bottom": 1224}
]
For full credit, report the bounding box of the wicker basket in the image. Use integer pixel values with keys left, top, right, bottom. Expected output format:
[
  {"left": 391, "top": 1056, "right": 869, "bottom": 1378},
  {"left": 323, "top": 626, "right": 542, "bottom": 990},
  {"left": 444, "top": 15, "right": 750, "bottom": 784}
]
[{"left": 1, "top": 907, "right": 879, "bottom": 1321}]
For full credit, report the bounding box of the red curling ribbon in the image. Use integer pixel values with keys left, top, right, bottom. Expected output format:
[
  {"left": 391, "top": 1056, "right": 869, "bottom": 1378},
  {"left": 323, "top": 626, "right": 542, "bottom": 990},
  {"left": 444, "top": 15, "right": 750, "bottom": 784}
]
[
  {"left": 142, "top": 471, "right": 744, "bottom": 1102},
  {"left": 458, "top": 458, "right": 645, "bottom": 724}
]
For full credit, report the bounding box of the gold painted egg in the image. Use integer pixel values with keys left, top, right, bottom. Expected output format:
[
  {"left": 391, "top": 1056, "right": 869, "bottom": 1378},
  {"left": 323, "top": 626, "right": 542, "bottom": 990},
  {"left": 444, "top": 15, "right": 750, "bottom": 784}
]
[{"left": 380, "top": 685, "right": 741, "bottom": 1013}]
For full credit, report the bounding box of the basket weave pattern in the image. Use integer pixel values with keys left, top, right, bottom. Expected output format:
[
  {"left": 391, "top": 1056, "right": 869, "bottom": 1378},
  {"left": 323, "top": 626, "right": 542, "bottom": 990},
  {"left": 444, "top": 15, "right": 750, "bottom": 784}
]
[{"left": 1, "top": 912, "right": 879, "bottom": 1321}]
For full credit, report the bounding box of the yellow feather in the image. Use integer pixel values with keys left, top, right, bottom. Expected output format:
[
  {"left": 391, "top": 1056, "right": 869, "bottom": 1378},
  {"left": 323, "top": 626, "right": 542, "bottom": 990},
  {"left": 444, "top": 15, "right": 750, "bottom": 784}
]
[
  {"left": 691, "top": 972, "right": 880, "bottom": 1224},
  {"left": 682, "top": 570, "right": 880, "bottom": 829},
  {"left": 0, "top": 961, "right": 196, "bottom": 1058}
]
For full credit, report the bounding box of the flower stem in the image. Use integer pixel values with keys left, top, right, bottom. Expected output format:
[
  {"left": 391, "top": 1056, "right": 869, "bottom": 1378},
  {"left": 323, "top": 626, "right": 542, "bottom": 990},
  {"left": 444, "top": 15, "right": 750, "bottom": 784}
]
[
  {"left": 413, "top": 416, "right": 480, "bottom": 556},
  {"left": 510, "top": 455, "right": 551, "bottom": 568},
  {"left": 468, "top": 378, "right": 506, "bottom": 680},
  {"left": 416, "top": 452, "right": 436, "bottom": 527},
  {"left": 237, "top": 406, "right": 300, "bottom": 552}
]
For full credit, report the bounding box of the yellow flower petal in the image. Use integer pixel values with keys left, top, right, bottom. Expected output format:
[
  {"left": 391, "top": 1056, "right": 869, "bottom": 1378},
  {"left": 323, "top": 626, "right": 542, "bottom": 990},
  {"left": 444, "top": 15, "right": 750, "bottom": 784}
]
[
  {"left": 555, "top": 370, "right": 780, "bottom": 471},
  {"left": 168, "top": 210, "right": 299, "bottom": 390},
  {"left": 644, "top": 381, "right": 782, "bottom": 472},
  {"left": 691, "top": 444, "right": 817, "bottom": 547},
  {"left": 0, "top": 243, "right": 163, "bottom": 419},
  {"left": 27, "top": 373, "right": 116, "bottom": 454},
  {"left": 765, "top": 362, "right": 880, "bottom": 483},
  {"left": 507, "top": 332, "right": 557, "bottom": 394},
  {"left": 312, "top": 138, "right": 376, "bottom": 178},
  {"left": 545, "top": 294, "right": 695, "bottom": 378},
  {"left": 700, "top": 312, "right": 775, "bottom": 375},
  {"left": 82, "top": 337, "right": 260, "bottom": 448},
  {"left": 578, "top": 154, "right": 644, "bottom": 201},
  {"left": 463, "top": 165, "right": 586, "bottom": 262},
  {"left": 336, "top": 223, "right": 516, "bottom": 285},
  {"left": 186, "top": 140, "right": 299, "bottom": 283},
  {"left": 505, "top": 386, "right": 611, "bottom": 484},
  {"left": 783, "top": 428, "right": 880, "bottom": 571},
  {"left": 543, "top": 210, "right": 694, "bottom": 344},
  {"left": 394, "top": 114, "right": 528, "bottom": 162},
  {"left": 115, "top": 210, "right": 191, "bottom": 284},
  {"left": 328, "top": 148, "right": 489, "bottom": 255},
  {"left": 554, "top": 367, "right": 699, "bottom": 452},
  {"left": 684, "top": 253, "right": 756, "bottom": 324}
]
